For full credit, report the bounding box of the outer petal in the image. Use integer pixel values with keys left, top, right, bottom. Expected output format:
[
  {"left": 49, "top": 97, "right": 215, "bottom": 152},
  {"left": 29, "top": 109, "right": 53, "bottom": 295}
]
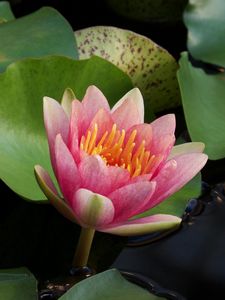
[
  {"left": 82, "top": 85, "right": 110, "bottom": 123},
  {"left": 61, "top": 88, "right": 76, "bottom": 118},
  {"left": 55, "top": 134, "right": 81, "bottom": 204},
  {"left": 147, "top": 153, "right": 208, "bottom": 210},
  {"left": 100, "top": 214, "right": 181, "bottom": 236},
  {"left": 34, "top": 165, "right": 77, "bottom": 223},
  {"left": 44, "top": 97, "right": 69, "bottom": 174},
  {"left": 79, "top": 155, "right": 111, "bottom": 195},
  {"left": 72, "top": 188, "right": 115, "bottom": 228},
  {"left": 150, "top": 114, "right": 176, "bottom": 137},
  {"left": 111, "top": 88, "right": 144, "bottom": 130},
  {"left": 150, "top": 114, "right": 175, "bottom": 159},
  {"left": 68, "top": 100, "right": 84, "bottom": 163},
  {"left": 168, "top": 142, "right": 205, "bottom": 160},
  {"left": 108, "top": 181, "right": 156, "bottom": 223}
]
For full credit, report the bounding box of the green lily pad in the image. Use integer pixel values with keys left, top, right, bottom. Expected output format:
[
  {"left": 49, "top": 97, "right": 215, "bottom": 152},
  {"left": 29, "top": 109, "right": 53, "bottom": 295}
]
[
  {"left": 0, "top": 7, "right": 78, "bottom": 72},
  {"left": 0, "top": 55, "right": 133, "bottom": 201},
  {"left": 177, "top": 52, "right": 225, "bottom": 160},
  {"left": 59, "top": 269, "right": 164, "bottom": 300},
  {"left": 184, "top": 0, "right": 225, "bottom": 67},
  {"left": 0, "top": 1, "right": 15, "bottom": 23},
  {"left": 75, "top": 26, "right": 180, "bottom": 114},
  {"left": 0, "top": 268, "right": 37, "bottom": 300}
]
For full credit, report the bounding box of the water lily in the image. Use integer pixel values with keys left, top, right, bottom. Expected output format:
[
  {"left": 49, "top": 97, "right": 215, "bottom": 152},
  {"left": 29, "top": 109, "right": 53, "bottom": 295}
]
[{"left": 35, "top": 85, "right": 207, "bottom": 266}]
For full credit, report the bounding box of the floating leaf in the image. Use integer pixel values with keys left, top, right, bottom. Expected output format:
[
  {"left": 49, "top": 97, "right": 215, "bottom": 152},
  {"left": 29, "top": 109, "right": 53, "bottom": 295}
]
[
  {"left": 177, "top": 52, "right": 225, "bottom": 160},
  {"left": 0, "top": 268, "right": 37, "bottom": 300},
  {"left": 0, "top": 1, "right": 15, "bottom": 22},
  {"left": 75, "top": 26, "right": 180, "bottom": 114},
  {"left": 0, "top": 7, "right": 78, "bottom": 72},
  {"left": 0, "top": 56, "right": 133, "bottom": 201},
  {"left": 184, "top": 0, "right": 225, "bottom": 67},
  {"left": 59, "top": 269, "right": 163, "bottom": 300}
]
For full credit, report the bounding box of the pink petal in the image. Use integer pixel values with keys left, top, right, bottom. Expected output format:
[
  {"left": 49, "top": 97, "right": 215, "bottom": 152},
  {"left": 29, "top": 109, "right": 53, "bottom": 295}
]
[
  {"left": 72, "top": 188, "right": 115, "bottom": 228},
  {"left": 151, "top": 114, "right": 176, "bottom": 137},
  {"left": 111, "top": 88, "right": 144, "bottom": 130},
  {"left": 108, "top": 166, "right": 130, "bottom": 191},
  {"left": 108, "top": 181, "right": 156, "bottom": 223},
  {"left": 130, "top": 174, "right": 152, "bottom": 184},
  {"left": 44, "top": 97, "right": 69, "bottom": 175},
  {"left": 34, "top": 165, "right": 77, "bottom": 223},
  {"left": 88, "top": 109, "right": 114, "bottom": 142},
  {"left": 82, "top": 85, "right": 110, "bottom": 123},
  {"left": 79, "top": 155, "right": 111, "bottom": 195},
  {"left": 100, "top": 214, "right": 181, "bottom": 236},
  {"left": 148, "top": 135, "right": 175, "bottom": 179},
  {"left": 151, "top": 134, "right": 175, "bottom": 155},
  {"left": 168, "top": 142, "right": 205, "bottom": 160},
  {"left": 147, "top": 153, "right": 208, "bottom": 210},
  {"left": 55, "top": 134, "right": 81, "bottom": 204}
]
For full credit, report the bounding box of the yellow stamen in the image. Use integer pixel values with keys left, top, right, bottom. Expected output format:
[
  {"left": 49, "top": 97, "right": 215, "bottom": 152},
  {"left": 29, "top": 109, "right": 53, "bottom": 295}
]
[
  {"left": 80, "top": 123, "right": 157, "bottom": 178},
  {"left": 84, "top": 131, "right": 91, "bottom": 152},
  {"left": 103, "top": 124, "right": 117, "bottom": 149},
  {"left": 87, "top": 124, "right": 98, "bottom": 154}
]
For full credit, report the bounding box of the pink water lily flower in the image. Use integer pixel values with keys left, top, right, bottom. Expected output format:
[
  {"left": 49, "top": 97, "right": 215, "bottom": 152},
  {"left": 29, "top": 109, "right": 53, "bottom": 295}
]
[{"left": 35, "top": 86, "right": 207, "bottom": 236}]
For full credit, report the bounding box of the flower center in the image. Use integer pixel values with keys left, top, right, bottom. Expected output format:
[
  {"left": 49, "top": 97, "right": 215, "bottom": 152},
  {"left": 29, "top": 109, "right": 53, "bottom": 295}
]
[{"left": 80, "top": 123, "right": 158, "bottom": 177}]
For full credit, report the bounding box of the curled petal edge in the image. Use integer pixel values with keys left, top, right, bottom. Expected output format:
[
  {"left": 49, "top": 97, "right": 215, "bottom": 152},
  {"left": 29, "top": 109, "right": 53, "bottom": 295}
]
[{"left": 34, "top": 165, "right": 77, "bottom": 223}]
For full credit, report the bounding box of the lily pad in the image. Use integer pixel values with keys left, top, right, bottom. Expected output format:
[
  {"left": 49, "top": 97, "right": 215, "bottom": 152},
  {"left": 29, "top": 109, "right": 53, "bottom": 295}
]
[
  {"left": 0, "top": 55, "right": 133, "bottom": 201},
  {"left": 0, "top": 7, "right": 78, "bottom": 72},
  {"left": 59, "top": 269, "right": 163, "bottom": 300},
  {"left": 0, "top": 268, "right": 37, "bottom": 300},
  {"left": 0, "top": 1, "right": 15, "bottom": 22},
  {"left": 184, "top": 0, "right": 225, "bottom": 67},
  {"left": 75, "top": 26, "right": 180, "bottom": 114},
  {"left": 177, "top": 52, "right": 225, "bottom": 160}
]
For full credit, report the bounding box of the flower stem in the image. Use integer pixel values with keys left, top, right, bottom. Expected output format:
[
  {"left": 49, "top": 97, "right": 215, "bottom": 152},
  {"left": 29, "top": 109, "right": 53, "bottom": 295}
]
[{"left": 72, "top": 227, "right": 95, "bottom": 267}]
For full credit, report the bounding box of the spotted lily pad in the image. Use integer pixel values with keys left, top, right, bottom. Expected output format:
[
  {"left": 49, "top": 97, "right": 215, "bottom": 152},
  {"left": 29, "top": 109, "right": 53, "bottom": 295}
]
[{"left": 75, "top": 26, "right": 181, "bottom": 114}]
